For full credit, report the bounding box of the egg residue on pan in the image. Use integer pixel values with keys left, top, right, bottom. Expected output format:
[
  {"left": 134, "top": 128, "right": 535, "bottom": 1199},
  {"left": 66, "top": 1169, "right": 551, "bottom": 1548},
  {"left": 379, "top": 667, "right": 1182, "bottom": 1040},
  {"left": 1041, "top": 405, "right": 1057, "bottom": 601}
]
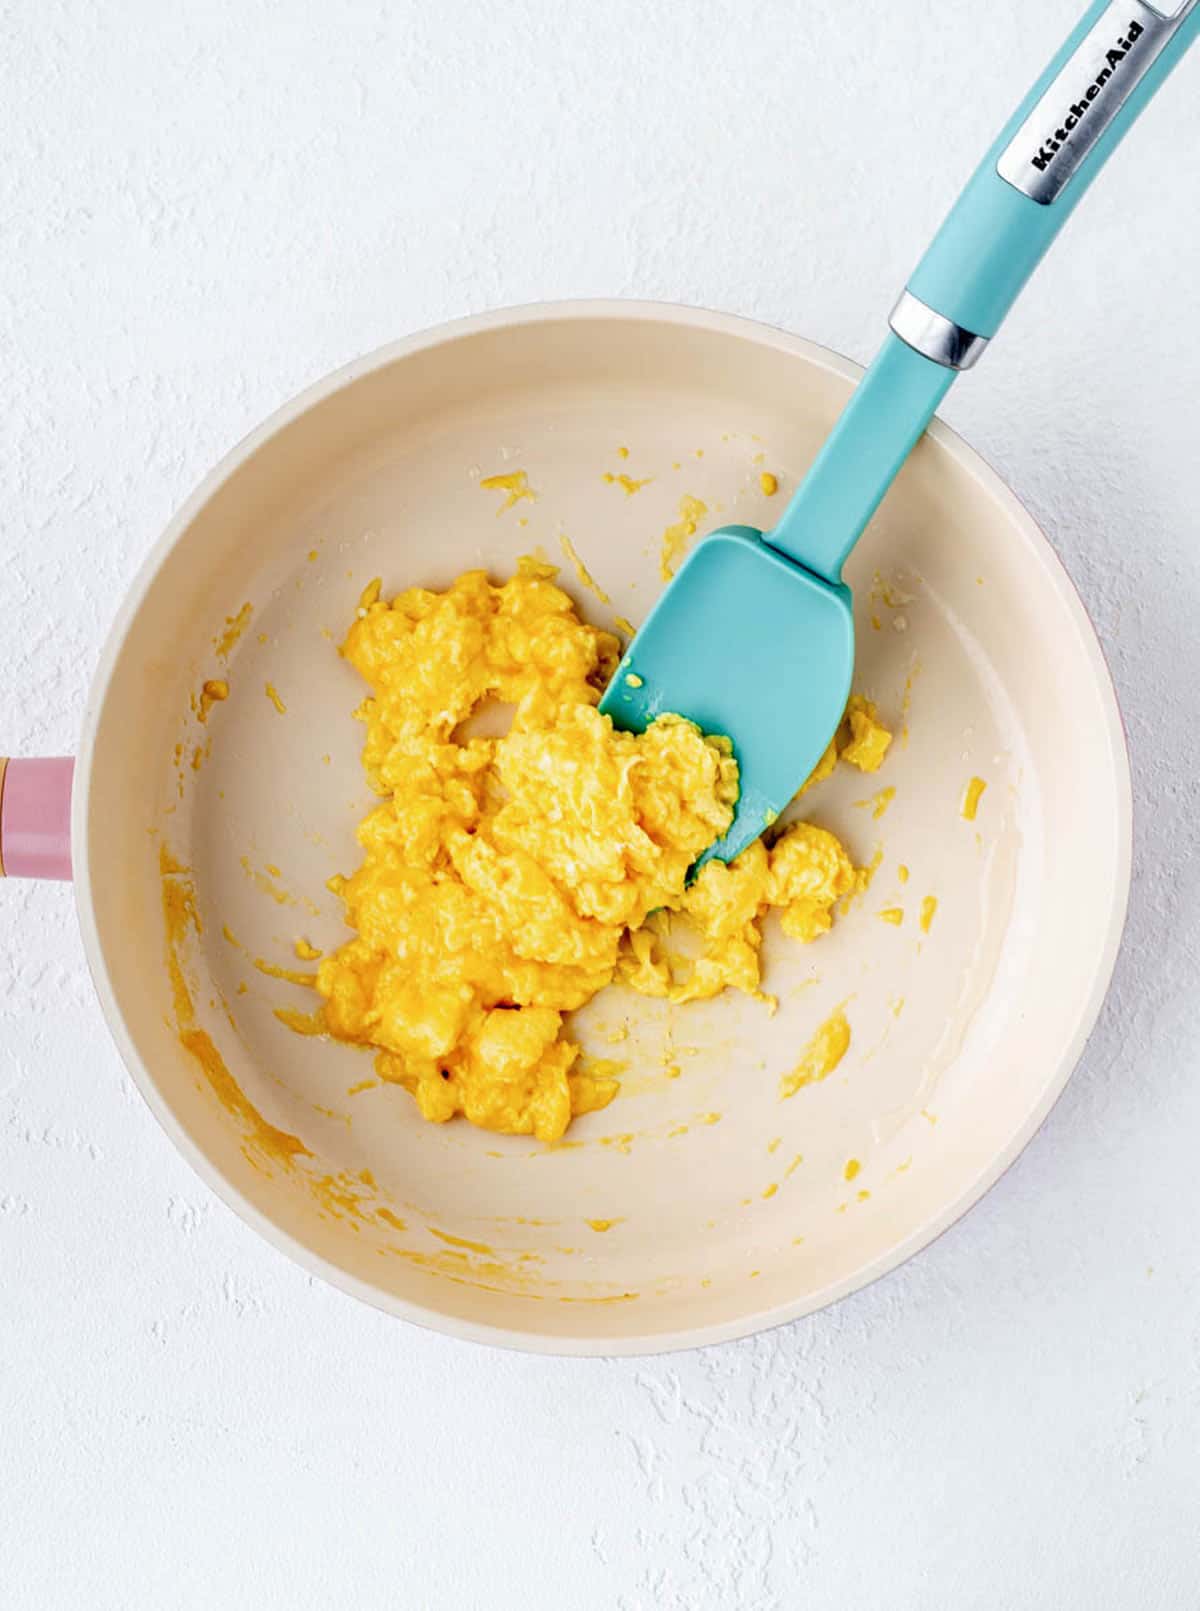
[{"left": 316, "top": 559, "right": 892, "bottom": 1142}]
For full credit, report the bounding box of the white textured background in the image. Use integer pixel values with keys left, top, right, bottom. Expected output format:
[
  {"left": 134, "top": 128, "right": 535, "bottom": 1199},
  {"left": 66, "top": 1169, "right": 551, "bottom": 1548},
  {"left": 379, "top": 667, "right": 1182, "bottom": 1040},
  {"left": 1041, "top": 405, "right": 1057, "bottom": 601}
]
[{"left": 3, "top": 2, "right": 1199, "bottom": 1606}]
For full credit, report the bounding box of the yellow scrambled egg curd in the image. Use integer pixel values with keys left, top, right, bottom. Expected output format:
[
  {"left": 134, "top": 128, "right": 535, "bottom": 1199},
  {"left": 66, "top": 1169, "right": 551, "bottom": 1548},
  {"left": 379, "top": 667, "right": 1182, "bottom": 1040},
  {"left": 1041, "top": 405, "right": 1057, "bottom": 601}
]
[{"left": 317, "top": 559, "right": 891, "bottom": 1142}]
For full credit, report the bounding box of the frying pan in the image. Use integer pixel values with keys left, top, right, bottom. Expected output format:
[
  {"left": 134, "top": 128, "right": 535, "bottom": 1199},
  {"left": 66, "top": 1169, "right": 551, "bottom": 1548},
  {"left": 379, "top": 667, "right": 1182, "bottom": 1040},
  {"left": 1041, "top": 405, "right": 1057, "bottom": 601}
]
[{"left": 2, "top": 303, "right": 1130, "bottom": 1354}]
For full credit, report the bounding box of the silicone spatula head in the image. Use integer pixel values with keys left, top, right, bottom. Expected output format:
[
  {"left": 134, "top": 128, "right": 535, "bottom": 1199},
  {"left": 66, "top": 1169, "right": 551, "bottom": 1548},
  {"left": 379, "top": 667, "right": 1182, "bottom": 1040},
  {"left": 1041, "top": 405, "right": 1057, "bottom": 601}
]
[
  {"left": 599, "top": 526, "right": 854, "bottom": 867},
  {"left": 599, "top": 335, "right": 957, "bottom": 866}
]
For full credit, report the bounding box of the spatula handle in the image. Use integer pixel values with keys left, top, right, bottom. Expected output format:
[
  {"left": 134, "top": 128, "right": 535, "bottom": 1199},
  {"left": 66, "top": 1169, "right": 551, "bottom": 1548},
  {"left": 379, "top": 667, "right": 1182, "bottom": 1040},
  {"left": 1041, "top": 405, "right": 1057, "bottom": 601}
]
[
  {"left": 902, "top": 0, "right": 1199, "bottom": 350},
  {"left": 769, "top": 0, "right": 1199, "bottom": 586}
]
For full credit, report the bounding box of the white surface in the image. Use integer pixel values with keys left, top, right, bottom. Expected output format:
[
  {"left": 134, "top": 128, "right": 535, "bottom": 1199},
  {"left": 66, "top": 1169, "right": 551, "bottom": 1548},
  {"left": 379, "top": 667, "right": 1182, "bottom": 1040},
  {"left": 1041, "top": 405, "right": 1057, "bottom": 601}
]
[{"left": 1, "top": 1, "right": 1198, "bottom": 1604}]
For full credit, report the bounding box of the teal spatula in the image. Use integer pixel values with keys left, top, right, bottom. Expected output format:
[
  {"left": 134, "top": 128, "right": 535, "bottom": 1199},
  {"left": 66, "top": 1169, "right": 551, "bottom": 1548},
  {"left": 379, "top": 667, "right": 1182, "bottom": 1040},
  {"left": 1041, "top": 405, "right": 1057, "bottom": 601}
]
[{"left": 601, "top": 0, "right": 1199, "bottom": 864}]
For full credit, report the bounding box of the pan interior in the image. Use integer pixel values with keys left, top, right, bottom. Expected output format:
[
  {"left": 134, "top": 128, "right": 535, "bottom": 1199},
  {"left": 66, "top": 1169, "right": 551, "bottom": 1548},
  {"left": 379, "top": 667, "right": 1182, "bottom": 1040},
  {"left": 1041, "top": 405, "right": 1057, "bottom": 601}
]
[{"left": 80, "top": 309, "right": 1128, "bottom": 1351}]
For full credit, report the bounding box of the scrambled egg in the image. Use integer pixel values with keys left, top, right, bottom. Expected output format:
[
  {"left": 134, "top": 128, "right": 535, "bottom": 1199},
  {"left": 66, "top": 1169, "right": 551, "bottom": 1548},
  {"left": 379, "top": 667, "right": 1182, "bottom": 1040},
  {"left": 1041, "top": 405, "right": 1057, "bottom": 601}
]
[
  {"left": 318, "top": 560, "right": 891, "bottom": 1141},
  {"left": 779, "top": 1007, "right": 851, "bottom": 1099}
]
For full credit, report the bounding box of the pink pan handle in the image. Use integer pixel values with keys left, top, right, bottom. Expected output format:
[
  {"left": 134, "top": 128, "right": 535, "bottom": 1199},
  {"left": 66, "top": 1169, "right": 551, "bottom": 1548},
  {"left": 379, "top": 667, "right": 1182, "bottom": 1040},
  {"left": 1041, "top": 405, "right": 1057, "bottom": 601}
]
[{"left": 0, "top": 757, "right": 74, "bottom": 881}]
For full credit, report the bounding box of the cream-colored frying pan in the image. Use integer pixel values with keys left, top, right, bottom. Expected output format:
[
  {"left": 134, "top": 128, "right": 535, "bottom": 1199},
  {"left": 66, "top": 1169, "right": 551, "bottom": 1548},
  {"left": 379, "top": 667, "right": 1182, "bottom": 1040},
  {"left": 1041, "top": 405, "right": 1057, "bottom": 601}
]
[{"left": 2, "top": 304, "right": 1130, "bottom": 1354}]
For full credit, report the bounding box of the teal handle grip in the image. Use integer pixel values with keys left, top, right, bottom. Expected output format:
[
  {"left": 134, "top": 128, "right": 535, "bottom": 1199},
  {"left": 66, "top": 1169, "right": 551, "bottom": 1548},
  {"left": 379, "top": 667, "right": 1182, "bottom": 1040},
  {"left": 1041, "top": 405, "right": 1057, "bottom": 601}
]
[
  {"left": 769, "top": 0, "right": 1199, "bottom": 586},
  {"left": 768, "top": 334, "right": 954, "bottom": 587},
  {"left": 910, "top": 0, "right": 1200, "bottom": 339}
]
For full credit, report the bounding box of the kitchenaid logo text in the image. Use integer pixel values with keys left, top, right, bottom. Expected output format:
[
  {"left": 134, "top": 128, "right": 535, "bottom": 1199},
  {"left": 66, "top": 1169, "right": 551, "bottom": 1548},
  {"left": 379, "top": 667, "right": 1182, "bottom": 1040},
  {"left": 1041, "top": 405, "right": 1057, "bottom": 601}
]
[{"left": 1031, "top": 18, "right": 1145, "bottom": 172}]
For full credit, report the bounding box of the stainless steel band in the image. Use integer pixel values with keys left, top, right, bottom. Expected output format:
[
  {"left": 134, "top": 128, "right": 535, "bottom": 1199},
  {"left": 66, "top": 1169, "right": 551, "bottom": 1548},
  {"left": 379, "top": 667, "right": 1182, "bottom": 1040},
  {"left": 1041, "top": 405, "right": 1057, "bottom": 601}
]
[{"left": 888, "top": 291, "right": 990, "bottom": 372}]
